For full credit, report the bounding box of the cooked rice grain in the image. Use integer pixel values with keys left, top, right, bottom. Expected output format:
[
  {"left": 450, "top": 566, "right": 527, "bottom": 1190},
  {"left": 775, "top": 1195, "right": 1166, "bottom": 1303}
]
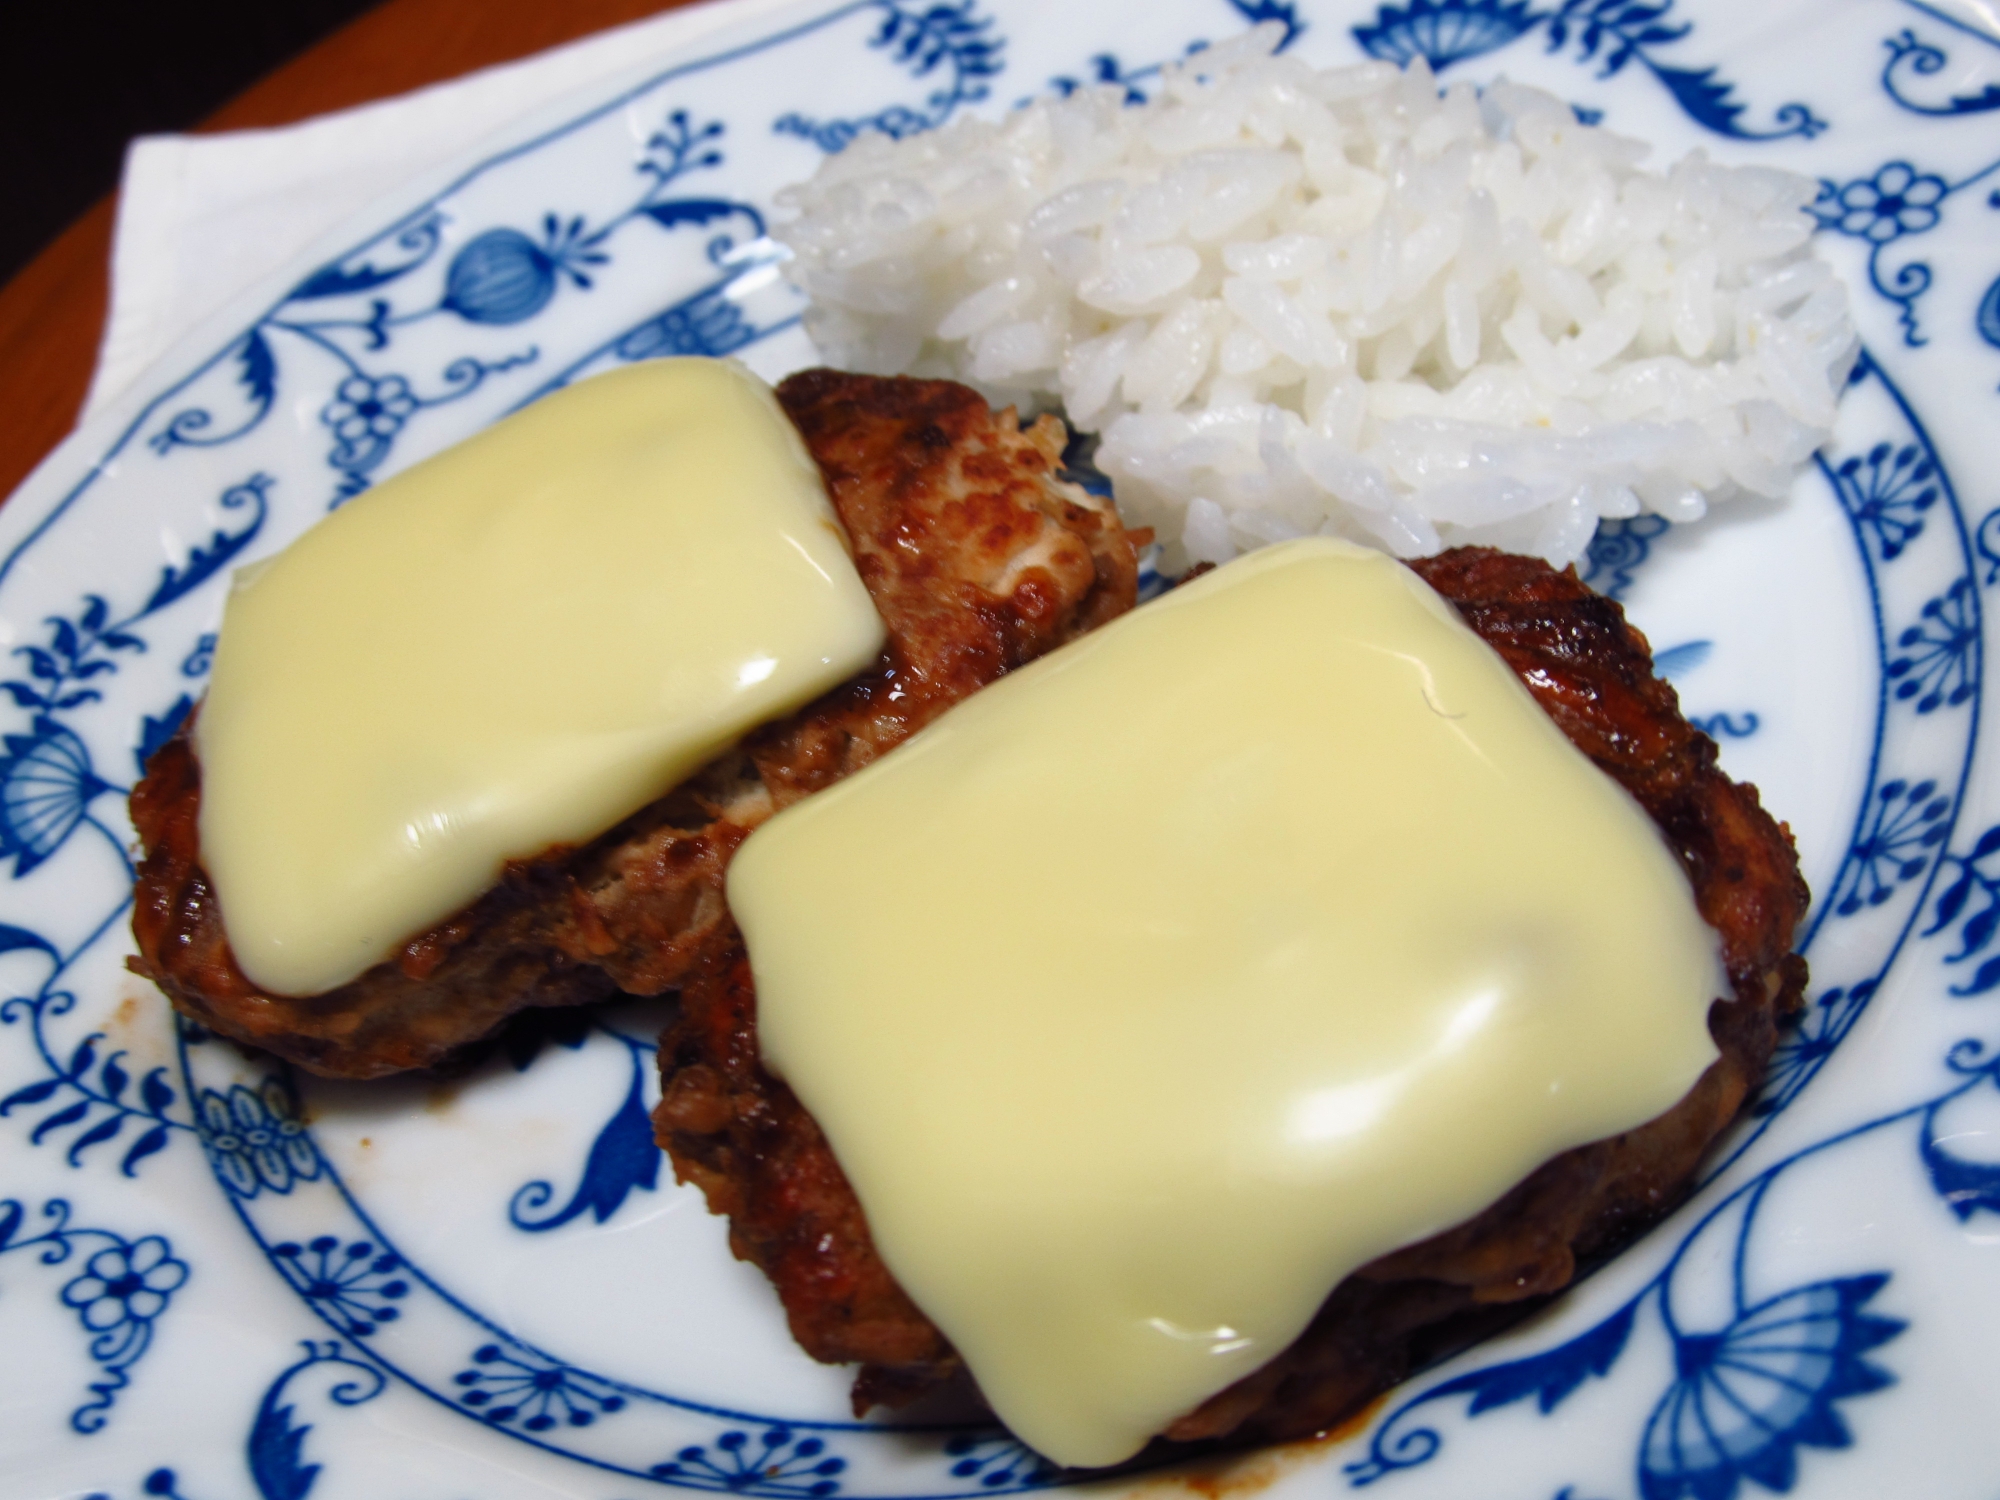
[{"left": 775, "top": 25, "right": 1854, "bottom": 571}]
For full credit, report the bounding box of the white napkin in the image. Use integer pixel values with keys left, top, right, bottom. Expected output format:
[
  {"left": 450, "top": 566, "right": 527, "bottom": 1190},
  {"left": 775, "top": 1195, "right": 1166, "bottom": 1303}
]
[{"left": 85, "top": 0, "right": 807, "bottom": 420}]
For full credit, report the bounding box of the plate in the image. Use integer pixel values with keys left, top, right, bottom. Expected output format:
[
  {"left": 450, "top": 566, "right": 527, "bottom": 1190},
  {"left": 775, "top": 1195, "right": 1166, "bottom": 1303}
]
[{"left": 3, "top": 0, "right": 1999, "bottom": 1495}]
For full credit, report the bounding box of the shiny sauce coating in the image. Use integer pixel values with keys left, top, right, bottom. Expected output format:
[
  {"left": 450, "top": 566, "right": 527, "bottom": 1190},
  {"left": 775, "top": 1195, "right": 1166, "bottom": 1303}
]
[
  {"left": 730, "top": 537, "right": 1725, "bottom": 1468},
  {"left": 197, "top": 359, "right": 885, "bottom": 995}
]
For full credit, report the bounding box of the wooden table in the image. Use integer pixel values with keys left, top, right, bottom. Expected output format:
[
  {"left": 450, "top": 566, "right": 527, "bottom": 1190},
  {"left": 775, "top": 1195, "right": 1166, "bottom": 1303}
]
[{"left": 0, "top": 0, "right": 700, "bottom": 504}]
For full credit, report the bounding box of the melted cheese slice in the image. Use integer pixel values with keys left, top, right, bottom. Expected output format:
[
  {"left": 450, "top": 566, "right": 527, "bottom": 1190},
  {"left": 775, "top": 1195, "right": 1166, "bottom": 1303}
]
[
  {"left": 732, "top": 536, "right": 1724, "bottom": 1469},
  {"left": 197, "top": 358, "right": 885, "bottom": 996}
]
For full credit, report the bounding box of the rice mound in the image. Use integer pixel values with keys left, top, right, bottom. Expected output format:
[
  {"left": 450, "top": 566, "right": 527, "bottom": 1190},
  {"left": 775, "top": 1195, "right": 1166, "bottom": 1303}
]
[{"left": 775, "top": 25, "right": 1855, "bottom": 572}]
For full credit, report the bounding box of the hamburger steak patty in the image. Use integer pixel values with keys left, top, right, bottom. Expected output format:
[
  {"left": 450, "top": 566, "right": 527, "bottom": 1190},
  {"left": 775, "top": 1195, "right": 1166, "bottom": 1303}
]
[
  {"left": 128, "top": 370, "right": 1139, "bottom": 1078},
  {"left": 651, "top": 546, "right": 1811, "bottom": 1448}
]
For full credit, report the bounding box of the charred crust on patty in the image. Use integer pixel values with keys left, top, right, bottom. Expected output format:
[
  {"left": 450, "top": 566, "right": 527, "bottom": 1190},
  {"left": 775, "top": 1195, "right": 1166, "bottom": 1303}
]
[
  {"left": 651, "top": 546, "right": 1810, "bottom": 1451},
  {"left": 126, "top": 371, "right": 1138, "bottom": 1079},
  {"left": 126, "top": 372, "right": 1807, "bottom": 1456}
]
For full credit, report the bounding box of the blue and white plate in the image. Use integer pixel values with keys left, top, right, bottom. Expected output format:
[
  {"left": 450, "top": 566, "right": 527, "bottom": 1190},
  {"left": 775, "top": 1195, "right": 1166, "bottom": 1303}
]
[{"left": 4, "top": 0, "right": 1998, "bottom": 1494}]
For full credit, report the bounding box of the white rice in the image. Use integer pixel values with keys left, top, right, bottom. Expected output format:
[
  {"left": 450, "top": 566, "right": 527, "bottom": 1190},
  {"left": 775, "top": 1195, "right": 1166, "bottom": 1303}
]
[{"left": 774, "top": 24, "right": 1856, "bottom": 572}]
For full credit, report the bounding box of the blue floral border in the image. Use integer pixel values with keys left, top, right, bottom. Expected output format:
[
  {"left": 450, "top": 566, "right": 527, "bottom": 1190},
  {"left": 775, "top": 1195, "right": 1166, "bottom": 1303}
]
[{"left": 2, "top": 0, "right": 1997, "bottom": 1494}]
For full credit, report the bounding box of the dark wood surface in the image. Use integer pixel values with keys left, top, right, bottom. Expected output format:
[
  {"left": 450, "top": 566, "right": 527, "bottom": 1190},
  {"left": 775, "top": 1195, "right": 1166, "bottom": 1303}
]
[
  {"left": 0, "top": 0, "right": 384, "bottom": 287},
  {"left": 0, "top": 0, "right": 702, "bottom": 504}
]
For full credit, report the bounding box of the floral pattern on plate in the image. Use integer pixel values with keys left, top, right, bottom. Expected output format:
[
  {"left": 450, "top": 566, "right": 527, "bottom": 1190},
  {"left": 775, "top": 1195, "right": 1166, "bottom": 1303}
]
[{"left": 5, "top": 0, "right": 2000, "bottom": 1495}]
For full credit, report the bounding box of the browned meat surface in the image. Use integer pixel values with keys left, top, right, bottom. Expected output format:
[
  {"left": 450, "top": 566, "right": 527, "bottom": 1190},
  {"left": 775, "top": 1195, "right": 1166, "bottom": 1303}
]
[
  {"left": 657, "top": 939, "right": 960, "bottom": 1399},
  {"left": 651, "top": 545, "right": 1810, "bottom": 1453},
  {"left": 127, "top": 370, "right": 1138, "bottom": 1078}
]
